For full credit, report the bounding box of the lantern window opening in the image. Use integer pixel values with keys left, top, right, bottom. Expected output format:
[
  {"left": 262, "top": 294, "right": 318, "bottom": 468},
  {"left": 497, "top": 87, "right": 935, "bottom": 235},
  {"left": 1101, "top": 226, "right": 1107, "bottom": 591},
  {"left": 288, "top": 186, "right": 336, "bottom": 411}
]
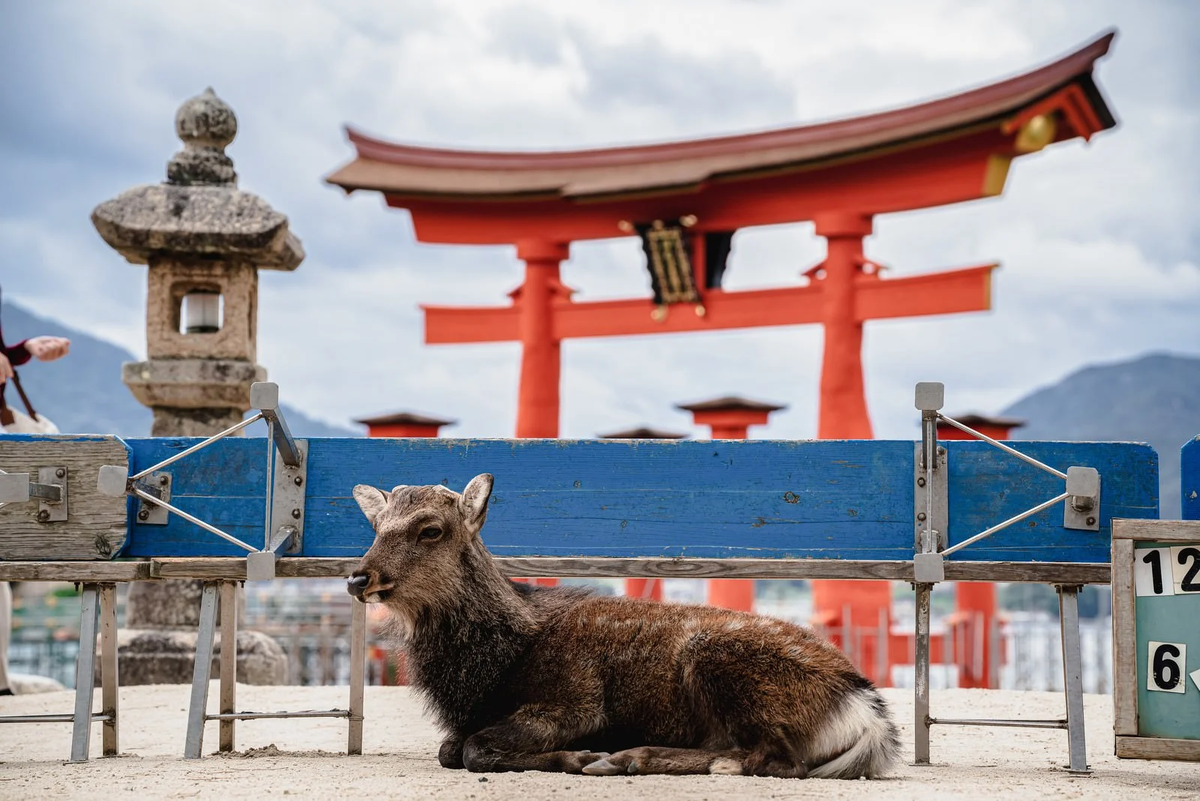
[{"left": 180, "top": 287, "right": 224, "bottom": 335}]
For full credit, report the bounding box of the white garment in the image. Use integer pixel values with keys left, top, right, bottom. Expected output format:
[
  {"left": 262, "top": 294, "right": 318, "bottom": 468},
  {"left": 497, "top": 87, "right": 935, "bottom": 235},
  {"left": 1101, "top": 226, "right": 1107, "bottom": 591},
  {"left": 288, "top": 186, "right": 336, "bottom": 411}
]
[{"left": 1, "top": 408, "right": 58, "bottom": 434}]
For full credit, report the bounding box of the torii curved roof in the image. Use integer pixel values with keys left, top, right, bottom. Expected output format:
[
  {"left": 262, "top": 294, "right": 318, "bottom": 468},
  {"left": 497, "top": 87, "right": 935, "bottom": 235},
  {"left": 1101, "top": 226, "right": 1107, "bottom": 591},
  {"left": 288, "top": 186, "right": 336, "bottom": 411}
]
[{"left": 326, "top": 32, "right": 1115, "bottom": 204}]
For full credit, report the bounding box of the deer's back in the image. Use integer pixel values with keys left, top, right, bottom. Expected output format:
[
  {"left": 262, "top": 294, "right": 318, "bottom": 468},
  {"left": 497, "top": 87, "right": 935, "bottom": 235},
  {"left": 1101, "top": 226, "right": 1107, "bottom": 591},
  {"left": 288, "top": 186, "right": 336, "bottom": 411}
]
[{"left": 512, "top": 592, "right": 867, "bottom": 746}]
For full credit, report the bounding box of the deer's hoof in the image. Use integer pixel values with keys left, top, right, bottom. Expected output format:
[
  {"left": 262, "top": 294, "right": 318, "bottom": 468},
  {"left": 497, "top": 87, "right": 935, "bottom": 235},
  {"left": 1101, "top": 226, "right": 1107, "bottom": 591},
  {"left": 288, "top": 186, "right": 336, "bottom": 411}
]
[{"left": 582, "top": 757, "right": 636, "bottom": 776}]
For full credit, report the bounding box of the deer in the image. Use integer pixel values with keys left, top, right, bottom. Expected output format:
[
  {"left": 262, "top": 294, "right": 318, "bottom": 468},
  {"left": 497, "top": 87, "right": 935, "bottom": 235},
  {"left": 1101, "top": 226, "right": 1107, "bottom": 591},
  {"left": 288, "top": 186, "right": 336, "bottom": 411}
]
[{"left": 347, "top": 473, "right": 901, "bottom": 779}]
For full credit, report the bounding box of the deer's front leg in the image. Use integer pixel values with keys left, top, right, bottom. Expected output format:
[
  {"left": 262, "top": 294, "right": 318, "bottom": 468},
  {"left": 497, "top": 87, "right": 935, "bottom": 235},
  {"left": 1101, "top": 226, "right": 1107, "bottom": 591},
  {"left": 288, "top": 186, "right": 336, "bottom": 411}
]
[
  {"left": 438, "top": 736, "right": 465, "bottom": 769},
  {"left": 460, "top": 705, "right": 607, "bottom": 774}
]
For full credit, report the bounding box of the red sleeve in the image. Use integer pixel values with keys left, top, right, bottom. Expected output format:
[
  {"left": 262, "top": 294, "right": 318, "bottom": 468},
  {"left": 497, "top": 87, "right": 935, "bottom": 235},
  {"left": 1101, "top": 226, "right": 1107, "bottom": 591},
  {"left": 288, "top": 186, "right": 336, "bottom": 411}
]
[{"left": 5, "top": 340, "right": 31, "bottom": 366}]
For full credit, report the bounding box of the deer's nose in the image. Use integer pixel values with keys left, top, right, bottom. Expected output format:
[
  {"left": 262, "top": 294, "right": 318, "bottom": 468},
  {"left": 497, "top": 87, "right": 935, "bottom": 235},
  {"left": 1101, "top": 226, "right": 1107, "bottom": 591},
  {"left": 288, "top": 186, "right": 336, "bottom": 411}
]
[{"left": 347, "top": 574, "right": 370, "bottom": 597}]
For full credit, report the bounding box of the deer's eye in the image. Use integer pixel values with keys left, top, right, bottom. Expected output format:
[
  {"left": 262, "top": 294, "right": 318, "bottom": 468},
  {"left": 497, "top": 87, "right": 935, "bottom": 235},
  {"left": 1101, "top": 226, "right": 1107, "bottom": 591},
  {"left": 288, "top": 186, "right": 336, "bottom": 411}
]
[{"left": 418, "top": 526, "right": 443, "bottom": 542}]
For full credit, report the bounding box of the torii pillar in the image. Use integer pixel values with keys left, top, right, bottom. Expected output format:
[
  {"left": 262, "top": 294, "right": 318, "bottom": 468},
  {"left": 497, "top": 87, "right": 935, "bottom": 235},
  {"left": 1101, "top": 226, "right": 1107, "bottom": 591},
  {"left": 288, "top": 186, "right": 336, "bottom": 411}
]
[
  {"left": 514, "top": 240, "right": 571, "bottom": 438},
  {"left": 814, "top": 212, "right": 874, "bottom": 439}
]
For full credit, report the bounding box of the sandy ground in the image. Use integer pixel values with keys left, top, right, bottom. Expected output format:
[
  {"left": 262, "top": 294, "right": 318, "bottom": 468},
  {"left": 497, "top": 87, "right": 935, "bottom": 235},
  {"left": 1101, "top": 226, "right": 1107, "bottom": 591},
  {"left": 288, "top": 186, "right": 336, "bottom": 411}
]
[{"left": 1, "top": 684, "right": 1198, "bottom": 800}]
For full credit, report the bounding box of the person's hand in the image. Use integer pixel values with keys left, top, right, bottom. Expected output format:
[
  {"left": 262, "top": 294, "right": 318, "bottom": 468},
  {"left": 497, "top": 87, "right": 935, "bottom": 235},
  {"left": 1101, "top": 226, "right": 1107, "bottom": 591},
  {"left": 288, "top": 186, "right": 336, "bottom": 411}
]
[
  {"left": 24, "top": 336, "right": 70, "bottom": 362},
  {"left": 0, "top": 352, "right": 11, "bottom": 382}
]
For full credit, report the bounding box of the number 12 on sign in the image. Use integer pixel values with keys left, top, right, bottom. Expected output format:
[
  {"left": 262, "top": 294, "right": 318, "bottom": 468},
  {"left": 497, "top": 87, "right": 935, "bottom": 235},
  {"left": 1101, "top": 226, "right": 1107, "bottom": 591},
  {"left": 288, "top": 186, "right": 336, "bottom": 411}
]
[
  {"left": 1148, "top": 641, "right": 1187, "bottom": 694},
  {"left": 1135, "top": 546, "right": 1200, "bottom": 596}
]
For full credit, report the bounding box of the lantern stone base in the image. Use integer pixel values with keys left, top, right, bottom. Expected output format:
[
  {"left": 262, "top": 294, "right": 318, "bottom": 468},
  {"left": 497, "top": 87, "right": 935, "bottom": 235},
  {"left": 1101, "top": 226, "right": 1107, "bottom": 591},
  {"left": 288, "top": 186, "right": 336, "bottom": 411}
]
[
  {"left": 123, "top": 358, "right": 265, "bottom": 408},
  {"left": 123, "top": 358, "right": 266, "bottom": 436},
  {"left": 118, "top": 581, "right": 289, "bottom": 686},
  {"left": 111, "top": 628, "right": 288, "bottom": 686}
]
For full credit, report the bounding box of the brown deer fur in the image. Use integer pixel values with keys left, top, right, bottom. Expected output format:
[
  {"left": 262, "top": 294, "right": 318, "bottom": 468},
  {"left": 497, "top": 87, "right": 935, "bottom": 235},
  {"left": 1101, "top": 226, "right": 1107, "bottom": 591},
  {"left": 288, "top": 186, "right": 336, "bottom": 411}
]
[{"left": 348, "top": 473, "right": 900, "bottom": 779}]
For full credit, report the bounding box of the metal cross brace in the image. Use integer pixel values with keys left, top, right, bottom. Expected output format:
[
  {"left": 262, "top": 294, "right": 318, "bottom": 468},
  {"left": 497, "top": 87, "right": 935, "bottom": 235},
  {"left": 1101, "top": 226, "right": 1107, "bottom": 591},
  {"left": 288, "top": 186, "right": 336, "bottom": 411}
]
[
  {"left": 96, "top": 382, "right": 307, "bottom": 579},
  {"left": 911, "top": 382, "right": 1101, "bottom": 582}
]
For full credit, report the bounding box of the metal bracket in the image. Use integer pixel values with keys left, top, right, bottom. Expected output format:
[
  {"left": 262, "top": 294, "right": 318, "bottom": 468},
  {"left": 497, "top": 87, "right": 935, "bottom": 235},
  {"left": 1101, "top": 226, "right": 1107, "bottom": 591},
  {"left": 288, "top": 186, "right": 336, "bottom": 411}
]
[
  {"left": 0, "top": 467, "right": 69, "bottom": 521},
  {"left": 248, "top": 438, "right": 308, "bottom": 582},
  {"left": 914, "top": 382, "right": 948, "bottom": 554},
  {"left": 246, "top": 551, "right": 276, "bottom": 582},
  {"left": 135, "top": 473, "right": 172, "bottom": 525},
  {"left": 1063, "top": 466, "right": 1100, "bottom": 532},
  {"left": 251, "top": 383, "right": 302, "bottom": 467},
  {"left": 914, "top": 382, "right": 945, "bottom": 414},
  {"left": 38, "top": 466, "right": 69, "bottom": 522},
  {"left": 914, "top": 443, "right": 948, "bottom": 552},
  {"left": 913, "top": 552, "right": 946, "bottom": 583},
  {"left": 98, "top": 465, "right": 172, "bottom": 525},
  {"left": 271, "top": 439, "right": 307, "bottom": 555}
]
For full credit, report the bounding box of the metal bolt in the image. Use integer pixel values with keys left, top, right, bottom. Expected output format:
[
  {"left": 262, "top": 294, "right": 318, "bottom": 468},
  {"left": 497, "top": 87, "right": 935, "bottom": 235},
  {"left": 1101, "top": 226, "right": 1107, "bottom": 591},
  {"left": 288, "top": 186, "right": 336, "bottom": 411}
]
[
  {"left": 917, "top": 512, "right": 927, "bottom": 522},
  {"left": 138, "top": 509, "right": 150, "bottom": 521},
  {"left": 917, "top": 477, "right": 926, "bottom": 487},
  {"left": 937, "top": 447, "right": 946, "bottom": 457},
  {"left": 291, "top": 508, "right": 302, "bottom": 519},
  {"left": 55, "top": 468, "right": 66, "bottom": 479},
  {"left": 36, "top": 510, "right": 50, "bottom": 522},
  {"left": 1087, "top": 516, "right": 1096, "bottom": 526},
  {"left": 159, "top": 475, "right": 169, "bottom": 486},
  {"left": 294, "top": 476, "right": 303, "bottom": 486}
]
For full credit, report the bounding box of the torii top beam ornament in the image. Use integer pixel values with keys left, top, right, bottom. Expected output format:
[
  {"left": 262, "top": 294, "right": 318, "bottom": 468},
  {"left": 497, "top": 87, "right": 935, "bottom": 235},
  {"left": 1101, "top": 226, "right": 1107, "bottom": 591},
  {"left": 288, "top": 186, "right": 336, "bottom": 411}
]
[{"left": 326, "top": 32, "right": 1116, "bottom": 438}]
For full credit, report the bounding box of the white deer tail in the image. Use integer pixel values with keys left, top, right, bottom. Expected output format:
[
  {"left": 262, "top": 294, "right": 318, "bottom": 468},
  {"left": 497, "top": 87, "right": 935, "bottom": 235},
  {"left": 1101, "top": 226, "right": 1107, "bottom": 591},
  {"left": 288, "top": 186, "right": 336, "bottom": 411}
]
[{"left": 807, "top": 687, "right": 901, "bottom": 780}]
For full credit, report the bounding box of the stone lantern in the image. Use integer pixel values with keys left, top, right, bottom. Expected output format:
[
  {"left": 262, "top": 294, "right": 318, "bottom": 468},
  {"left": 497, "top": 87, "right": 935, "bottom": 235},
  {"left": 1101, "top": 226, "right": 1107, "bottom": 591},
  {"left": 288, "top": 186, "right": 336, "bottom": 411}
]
[
  {"left": 90, "top": 88, "right": 299, "bottom": 684},
  {"left": 93, "top": 87, "right": 303, "bottom": 436}
]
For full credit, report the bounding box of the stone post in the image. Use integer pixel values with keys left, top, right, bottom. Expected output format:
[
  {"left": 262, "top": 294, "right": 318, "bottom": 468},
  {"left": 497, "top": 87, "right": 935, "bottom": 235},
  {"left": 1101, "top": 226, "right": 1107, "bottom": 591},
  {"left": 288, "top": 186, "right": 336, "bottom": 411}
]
[{"left": 91, "top": 88, "right": 300, "bottom": 684}]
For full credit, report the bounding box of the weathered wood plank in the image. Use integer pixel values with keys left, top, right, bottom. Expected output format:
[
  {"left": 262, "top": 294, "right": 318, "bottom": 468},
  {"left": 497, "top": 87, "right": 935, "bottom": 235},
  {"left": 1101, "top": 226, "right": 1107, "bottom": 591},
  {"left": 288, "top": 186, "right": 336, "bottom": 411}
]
[
  {"left": 503, "top": 558, "right": 1111, "bottom": 584},
  {"left": 0, "top": 561, "right": 152, "bottom": 581},
  {"left": 1115, "top": 736, "right": 1200, "bottom": 761},
  {"left": 0, "top": 436, "right": 130, "bottom": 560},
  {"left": 121, "top": 438, "right": 1158, "bottom": 563},
  {"left": 1112, "top": 518, "right": 1200, "bottom": 542},
  {"left": 1111, "top": 537, "right": 1137, "bottom": 736},
  {"left": 152, "top": 557, "right": 360, "bottom": 579},
  {"left": 149, "top": 556, "right": 1110, "bottom": 585},
  {"left": 931, "top": 561, "right": 1110, "bottom": 584}
]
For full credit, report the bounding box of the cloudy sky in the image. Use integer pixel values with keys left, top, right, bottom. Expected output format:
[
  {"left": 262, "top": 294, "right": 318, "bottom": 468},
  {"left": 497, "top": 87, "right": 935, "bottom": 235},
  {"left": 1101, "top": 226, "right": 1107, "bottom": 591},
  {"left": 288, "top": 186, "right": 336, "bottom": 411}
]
[{"left": 1, "top": 0, "right": 1196, "bottom": 439}]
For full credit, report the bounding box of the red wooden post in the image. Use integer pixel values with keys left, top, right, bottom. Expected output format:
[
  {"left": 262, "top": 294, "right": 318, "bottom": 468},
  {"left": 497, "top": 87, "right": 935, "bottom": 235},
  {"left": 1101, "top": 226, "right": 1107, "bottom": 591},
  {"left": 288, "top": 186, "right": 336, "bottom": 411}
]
[
  {"left": 514, "top": 240, "right": 570, "bottom": 439},
  {"left": 814, "top": 212, "right": 874, "bottom": 439}
]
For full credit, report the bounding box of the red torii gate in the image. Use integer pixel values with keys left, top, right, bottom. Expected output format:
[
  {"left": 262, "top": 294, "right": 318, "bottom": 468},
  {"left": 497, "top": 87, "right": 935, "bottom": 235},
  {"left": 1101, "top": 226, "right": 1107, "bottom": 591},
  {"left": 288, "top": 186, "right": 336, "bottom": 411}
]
[
  {"left": 326, "top": 33, "right": 1116, "bottom": 683},
  {"left": 327, "top": 33, "right": 1114, "bottom": 441}
]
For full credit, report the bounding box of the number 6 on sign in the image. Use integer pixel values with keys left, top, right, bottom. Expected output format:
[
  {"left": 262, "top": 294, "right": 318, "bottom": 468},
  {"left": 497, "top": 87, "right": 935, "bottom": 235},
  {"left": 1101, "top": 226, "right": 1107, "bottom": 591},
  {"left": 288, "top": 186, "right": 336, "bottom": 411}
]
[{"left": 1148, "top": 641, "right": 1187, "bottom": 693}]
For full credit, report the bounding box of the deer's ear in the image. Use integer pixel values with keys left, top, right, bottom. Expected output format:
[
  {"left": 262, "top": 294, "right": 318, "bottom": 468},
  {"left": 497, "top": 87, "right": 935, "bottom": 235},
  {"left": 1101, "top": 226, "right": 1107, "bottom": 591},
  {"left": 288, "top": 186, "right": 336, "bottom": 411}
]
[
  {"left": 353, "top": 485, "right": 390, "bottom": 525},
  {"left": 459, "top": 473, "right": 494, "bottom": 533}
]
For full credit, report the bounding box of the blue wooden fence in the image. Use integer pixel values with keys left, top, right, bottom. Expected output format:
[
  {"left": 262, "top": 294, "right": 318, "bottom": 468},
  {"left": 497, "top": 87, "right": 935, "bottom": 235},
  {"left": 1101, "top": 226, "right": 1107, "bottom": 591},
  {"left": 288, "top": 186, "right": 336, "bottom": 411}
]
[
  {"left": 1182, "top": 436, "right": 1200, "bottom": 521},
  {"left": 113, "top": 437, "right": 1158, "bottom": 563}
]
